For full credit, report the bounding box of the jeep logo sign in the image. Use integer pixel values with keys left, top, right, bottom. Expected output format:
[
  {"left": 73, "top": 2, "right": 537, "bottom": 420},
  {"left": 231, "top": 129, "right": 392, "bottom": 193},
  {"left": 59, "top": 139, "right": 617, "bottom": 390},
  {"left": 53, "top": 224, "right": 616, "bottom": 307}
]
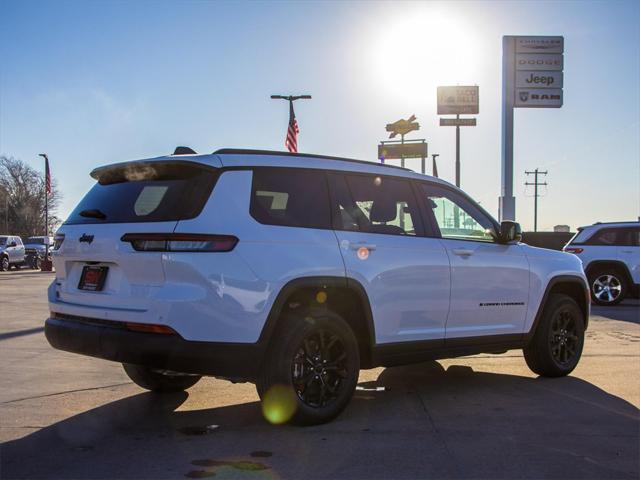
[{"left": 516, "top": 70, "right": 563, "bottom": 89}]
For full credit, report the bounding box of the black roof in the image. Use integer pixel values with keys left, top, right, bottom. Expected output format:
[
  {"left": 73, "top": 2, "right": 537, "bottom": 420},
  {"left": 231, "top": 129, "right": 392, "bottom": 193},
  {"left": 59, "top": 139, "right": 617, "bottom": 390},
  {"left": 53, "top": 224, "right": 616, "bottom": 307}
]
[{"left": 213, "top": 148, "right": 410, "bottom": 172}]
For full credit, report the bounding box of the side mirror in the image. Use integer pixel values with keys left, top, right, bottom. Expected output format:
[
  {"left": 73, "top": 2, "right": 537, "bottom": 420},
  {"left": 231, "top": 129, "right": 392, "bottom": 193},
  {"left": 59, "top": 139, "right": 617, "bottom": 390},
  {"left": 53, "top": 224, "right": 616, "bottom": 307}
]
[{"left": 499, "top": 221, "right": 522, "bottom": 243}]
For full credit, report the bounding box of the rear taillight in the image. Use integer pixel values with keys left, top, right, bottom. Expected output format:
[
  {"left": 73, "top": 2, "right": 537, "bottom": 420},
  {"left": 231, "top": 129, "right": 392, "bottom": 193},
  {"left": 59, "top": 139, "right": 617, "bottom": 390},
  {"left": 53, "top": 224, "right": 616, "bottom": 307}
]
[
  {"left": 564, "top": 247, "right": 583, "bottom": 254},
  {"left": 120, "top": 233, "right": 238, "bottom": 252},
  {"left": 53, "top": 233, "right": 65, "bottom": 250}
]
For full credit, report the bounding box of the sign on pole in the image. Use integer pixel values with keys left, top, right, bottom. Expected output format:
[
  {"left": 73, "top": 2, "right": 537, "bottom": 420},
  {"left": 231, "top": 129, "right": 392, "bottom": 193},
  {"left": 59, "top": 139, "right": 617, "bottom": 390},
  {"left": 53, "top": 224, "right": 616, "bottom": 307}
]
[
  {"left": 437, "top": 86, "right": 479, "bottom": 115},
  {"left": 500, "top": 35, "right": 564, "bottom": 222},
  {"left": 386, "top": 115, "right": 420, "bottom": 138},
  {"left": 440, "top": 118, "right": 477, "bottom": 127},
  {"left": 378, "top": 141, "right": 428, "bottom": 160}
]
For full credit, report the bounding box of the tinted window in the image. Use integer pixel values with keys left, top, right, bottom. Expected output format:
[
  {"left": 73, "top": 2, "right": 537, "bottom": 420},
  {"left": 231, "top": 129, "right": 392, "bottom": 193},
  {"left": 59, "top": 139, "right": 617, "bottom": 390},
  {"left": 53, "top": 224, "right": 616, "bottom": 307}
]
[
  {"left": 26, "top": 237, "right": 45, "bottom": 245},
  {"left": 250, "top": 168, "right": 331, "bottom": 229},
  {"left": 421, "top": 184, "right": 496, "bottom": 242},
  {"left": 0, "top": 237, "right": 6, "bottom": 246},
  {"left": 66, "top": 162, "right": 218, "bottom": 224},
  {"left": 329, "top": 173, "right": 422, "bottom": 236},
  {"left": 586, "top": 228, "right": 632, "bottom": 246}
]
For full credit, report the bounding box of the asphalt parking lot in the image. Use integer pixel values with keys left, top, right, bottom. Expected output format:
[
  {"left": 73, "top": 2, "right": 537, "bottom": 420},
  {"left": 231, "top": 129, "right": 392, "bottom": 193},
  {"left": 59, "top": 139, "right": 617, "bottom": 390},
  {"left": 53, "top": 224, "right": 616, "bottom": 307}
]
[{"left": 0, "top": 270, "right": 638, "bottom": 479}]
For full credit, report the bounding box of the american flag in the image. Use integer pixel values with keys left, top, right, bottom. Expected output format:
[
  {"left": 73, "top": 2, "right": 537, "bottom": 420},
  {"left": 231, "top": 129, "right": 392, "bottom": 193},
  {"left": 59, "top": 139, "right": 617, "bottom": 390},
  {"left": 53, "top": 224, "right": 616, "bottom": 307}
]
[
  {"left": 285, "top": 101, "right": 299, "bottom": 153},
  {"left": 44, "top": 155, "right": 51, "bottom": 194}
]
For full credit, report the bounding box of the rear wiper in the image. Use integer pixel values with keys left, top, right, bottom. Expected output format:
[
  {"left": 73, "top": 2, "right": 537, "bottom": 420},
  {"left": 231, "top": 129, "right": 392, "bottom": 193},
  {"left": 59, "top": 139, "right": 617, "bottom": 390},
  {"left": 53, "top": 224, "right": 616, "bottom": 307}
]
[{"left": 79, "top": 209, "right": 107, "bottom": 220}]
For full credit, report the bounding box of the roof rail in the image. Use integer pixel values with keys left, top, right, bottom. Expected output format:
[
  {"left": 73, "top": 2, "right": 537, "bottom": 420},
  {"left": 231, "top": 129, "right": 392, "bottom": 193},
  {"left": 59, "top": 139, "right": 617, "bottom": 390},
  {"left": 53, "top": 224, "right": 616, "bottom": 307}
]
[
  {"left": 213, "top": 148, "right": 411, "bottom": 171},
  {"left": 593, "top": 221, "right": 640, "bottom": 225}
]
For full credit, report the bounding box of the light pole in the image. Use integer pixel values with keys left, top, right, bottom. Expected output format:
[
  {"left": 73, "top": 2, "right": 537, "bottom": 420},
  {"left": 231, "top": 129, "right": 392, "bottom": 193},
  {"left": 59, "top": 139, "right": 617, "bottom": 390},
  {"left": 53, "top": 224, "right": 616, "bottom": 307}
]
[{"left": 38, "top": 154, "right": 50, "bottom": 267}]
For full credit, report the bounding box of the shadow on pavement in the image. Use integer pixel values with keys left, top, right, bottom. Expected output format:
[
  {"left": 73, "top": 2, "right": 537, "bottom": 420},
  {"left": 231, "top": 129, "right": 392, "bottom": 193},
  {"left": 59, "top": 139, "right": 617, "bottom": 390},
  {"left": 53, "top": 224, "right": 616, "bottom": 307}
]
[
  {"left": 0, "top": 327, "right": 44, "bottom": 341},
  {"left": 591, "top": 299, "right": 640, "bottom": 325},
  {"left": 2, "top": 362, "right": 638, "bottom": 479}
]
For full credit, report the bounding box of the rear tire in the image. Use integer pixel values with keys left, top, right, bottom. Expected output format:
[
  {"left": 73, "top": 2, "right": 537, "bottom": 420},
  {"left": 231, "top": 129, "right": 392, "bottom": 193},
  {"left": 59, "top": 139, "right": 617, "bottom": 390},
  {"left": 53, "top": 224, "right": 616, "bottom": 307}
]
[
  {"left": 588, "top": 267, "right": 627, "bottom": 306},
  {"left": 524, "top": 294, "right": 585, "bottom": 377},
  {"left": 122, "top": 363, "right": 201, "bottom": 392},
  {"left": 256, "top": 309, "right": 360, "bottom": 426}
]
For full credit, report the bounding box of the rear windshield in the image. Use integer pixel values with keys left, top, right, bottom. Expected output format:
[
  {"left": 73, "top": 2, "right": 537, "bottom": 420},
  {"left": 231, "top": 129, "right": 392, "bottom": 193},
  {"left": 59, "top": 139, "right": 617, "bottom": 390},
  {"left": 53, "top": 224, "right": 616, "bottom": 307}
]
[
  {"left": 66, "top": 162, "right": 218, "bottom": 224},
  {"left": 26, "top": 237, "right": 45, "bottom": 245}
]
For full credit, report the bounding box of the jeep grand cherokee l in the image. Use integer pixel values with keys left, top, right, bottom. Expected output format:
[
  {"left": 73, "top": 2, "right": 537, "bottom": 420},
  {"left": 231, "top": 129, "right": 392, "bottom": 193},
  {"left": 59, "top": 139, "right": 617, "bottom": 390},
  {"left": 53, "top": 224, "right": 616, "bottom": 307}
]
[{"left": 45, "top": 148, "right": 590, "bottom": 425}]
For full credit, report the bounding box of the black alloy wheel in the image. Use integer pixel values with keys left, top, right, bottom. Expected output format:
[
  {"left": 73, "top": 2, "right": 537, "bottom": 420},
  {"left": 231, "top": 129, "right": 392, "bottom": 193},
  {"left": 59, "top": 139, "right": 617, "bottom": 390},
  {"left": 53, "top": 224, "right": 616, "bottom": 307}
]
[
  {"left": 523, "top": 294, "right": 585, "bottom": 377},
  {"left": 549, "top": 308, "right": 580, "bottom": 366},
  {"left": 292, "top": 328, "right": 349, "bottom": 408}
]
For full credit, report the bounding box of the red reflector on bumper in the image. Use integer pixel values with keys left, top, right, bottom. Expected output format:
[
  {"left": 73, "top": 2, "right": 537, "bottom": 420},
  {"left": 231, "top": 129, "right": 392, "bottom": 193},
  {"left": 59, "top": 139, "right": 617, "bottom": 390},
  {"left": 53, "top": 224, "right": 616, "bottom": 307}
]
[{"left": 125, "top": 322, "right": 176, "bottom": 334}]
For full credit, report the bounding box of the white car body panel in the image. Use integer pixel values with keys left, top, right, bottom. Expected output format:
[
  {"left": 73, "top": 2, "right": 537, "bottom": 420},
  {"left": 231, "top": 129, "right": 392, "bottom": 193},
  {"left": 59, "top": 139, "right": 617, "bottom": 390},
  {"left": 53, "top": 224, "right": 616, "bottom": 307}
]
[{"left": 48, "top": 150, "right": 590, "bottom": 348}]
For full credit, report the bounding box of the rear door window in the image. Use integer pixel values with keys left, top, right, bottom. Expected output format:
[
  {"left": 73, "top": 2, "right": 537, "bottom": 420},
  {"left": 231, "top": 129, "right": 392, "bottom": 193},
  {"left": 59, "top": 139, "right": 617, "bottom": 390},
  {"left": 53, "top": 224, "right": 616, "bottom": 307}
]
[
  {"left": 250, "top": 168, "right": 331, "bottom": 229},
  {"left": 66, "top": 162, "right": 218, "bottom": 224},
  {"left": 328, "top": 173, "right": 423, "bottom": 236},
  {"left": 586, "top": 228, "right": 633, "bottom": 246}
]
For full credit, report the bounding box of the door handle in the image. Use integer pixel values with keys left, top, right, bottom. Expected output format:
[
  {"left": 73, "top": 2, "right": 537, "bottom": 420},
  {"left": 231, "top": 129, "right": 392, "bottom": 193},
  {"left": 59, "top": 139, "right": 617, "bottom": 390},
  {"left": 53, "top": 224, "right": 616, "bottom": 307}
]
[
  {"left": 349, "top": 242, "right": 377, "bottom": 251},
  {"left": 452, "top": 248, "right": 474, "bottom": 256}
]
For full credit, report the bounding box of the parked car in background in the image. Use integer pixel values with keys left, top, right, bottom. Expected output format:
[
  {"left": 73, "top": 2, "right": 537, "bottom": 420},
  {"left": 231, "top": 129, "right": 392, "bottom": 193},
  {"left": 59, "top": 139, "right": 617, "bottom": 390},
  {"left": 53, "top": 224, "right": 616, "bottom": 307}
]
[
  {"left": 0, "top": 235, "right": 25, "bottom": 271},
  {"left": 564, "top": 221, "right": 640, "bottom": 305},
  {"left": 24, "top": 236, "right": 54, "bottom": 269}
]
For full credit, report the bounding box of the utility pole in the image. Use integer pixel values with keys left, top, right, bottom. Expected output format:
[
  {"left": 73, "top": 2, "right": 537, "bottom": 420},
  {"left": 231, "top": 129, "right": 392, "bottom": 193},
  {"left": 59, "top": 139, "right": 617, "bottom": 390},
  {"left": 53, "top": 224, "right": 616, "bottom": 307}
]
[{"left": 525, "top": 168, "right": 548, "bottom": 232}]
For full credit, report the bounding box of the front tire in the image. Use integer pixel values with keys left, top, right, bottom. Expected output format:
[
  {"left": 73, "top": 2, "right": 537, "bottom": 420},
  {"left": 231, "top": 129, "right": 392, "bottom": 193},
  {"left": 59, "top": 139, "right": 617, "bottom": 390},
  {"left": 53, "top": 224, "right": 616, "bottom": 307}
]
[
  {"left": 588, "top": 267, "right": 627, "bottom": 306},
  {"left": 524, "top": 294, "right": 585, "bottom": 377},
  {"left": 256, "top": 309, "right": 360, "bottom": 426},
  {"left": 122, "top": 363, "right": 201, "bottom": 392}
]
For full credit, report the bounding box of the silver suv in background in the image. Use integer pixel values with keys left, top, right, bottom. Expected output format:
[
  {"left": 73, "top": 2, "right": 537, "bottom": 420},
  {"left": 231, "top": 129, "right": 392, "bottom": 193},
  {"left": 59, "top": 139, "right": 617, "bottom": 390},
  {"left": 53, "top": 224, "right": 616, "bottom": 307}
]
[
  {"left": 0, "top": 235, "right": 25, "bottom": 271},
  {"left": 564, "top": 222, "right": 640, "bottom": 305}
]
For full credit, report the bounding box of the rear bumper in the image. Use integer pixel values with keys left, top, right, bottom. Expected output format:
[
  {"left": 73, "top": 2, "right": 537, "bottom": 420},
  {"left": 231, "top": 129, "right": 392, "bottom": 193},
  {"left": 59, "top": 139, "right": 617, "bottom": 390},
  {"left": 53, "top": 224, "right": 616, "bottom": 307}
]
[{"left": 44, "top": 315, "right": 264, "bottom": 379}]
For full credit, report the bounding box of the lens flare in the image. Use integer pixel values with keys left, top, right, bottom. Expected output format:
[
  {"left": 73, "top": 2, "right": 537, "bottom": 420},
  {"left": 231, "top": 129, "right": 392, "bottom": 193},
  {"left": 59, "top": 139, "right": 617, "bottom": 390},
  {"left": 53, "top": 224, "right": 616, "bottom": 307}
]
[
  {"left": 357, "top": 247, "right": 370, "bottom": 260},
  {"left": 261, "top": 385, "right": 297, "bottom": 425},
  {"left": 316, "top": 291, "right": 328, "bottom": 304}
]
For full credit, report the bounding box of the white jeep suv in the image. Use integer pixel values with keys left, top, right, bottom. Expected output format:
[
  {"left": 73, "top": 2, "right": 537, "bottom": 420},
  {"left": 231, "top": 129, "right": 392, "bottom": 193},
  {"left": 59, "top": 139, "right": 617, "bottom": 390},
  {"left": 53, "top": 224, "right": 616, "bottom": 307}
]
[
  {"left": 46, "top": 148, "right": 590, "bottom": 425},
  {"left": 564, "top": 222, "right": 640, "bottom": 305}
]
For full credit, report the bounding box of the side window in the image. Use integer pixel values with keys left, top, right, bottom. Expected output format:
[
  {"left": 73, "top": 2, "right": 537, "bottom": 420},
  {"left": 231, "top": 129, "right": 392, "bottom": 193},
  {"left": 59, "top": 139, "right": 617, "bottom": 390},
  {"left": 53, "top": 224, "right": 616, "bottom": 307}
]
[
  {"left": 329, "top": 173, "right": 422, "bottom": 236},
  {"left": 250, "top": 168, "right": 331, "bottom": 230},
  {"left": 587, "top": 228, "right": 632, "bottom": 246},
  {"left": 421, "top": 184, "right": 496, "bottom": 242},
  {"left": 632, "top": 228, "right": 640, "bottom": 246}
]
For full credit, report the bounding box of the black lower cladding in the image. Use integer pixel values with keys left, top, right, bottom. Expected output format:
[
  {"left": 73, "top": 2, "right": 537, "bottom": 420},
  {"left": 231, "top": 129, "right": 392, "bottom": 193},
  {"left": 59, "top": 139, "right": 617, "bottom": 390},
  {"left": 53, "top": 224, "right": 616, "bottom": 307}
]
[{"left": 44, "top": 315, "right": 264, "bottom": 378}]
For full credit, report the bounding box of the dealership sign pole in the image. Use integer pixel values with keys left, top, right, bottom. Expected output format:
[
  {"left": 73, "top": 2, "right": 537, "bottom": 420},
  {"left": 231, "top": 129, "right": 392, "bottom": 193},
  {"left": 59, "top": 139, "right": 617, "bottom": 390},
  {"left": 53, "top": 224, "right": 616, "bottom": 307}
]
[
  {"left": 500, "top": 35, "right": 563, "bottom": 221},
  {"left": 437, "top": 86, "right": 478, "bottom": 188}
]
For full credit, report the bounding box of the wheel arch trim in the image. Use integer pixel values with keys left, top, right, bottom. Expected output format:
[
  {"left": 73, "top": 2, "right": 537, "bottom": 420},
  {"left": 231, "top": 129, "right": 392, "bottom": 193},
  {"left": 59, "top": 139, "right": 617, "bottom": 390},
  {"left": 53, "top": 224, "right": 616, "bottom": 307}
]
[
  {"left": 525, "top": 274, "right": 590, "bottom": 342},
  {"left": 257, "top": 276, "right": 376, "bottom": 350}
]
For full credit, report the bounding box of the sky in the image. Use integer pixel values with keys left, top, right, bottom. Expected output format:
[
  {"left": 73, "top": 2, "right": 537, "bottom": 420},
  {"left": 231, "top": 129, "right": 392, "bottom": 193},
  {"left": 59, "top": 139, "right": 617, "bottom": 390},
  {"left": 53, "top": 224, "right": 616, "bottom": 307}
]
[{"left": 1, "top": 0, "right": 639, "bottom": 231}]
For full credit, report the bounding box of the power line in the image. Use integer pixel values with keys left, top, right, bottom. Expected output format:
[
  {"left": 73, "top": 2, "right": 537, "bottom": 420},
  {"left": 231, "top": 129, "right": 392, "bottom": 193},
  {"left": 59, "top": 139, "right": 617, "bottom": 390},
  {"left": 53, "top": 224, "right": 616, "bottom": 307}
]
[{"left": 525, "top": 168, "right": 548, "bottom": 232}]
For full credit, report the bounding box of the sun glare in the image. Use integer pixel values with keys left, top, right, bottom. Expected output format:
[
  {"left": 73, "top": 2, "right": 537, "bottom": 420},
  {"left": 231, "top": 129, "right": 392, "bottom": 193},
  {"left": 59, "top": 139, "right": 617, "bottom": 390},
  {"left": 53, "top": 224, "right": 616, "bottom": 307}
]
[{"left": 371, "top": 10, "right": 478, "bottom": 100}]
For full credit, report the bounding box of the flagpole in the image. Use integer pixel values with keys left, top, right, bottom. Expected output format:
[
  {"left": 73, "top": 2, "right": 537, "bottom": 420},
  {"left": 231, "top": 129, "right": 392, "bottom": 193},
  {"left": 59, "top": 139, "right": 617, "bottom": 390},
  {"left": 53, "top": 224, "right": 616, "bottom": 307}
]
[{"left": 270, "top": 94, "right": 312, "bottom": 152}]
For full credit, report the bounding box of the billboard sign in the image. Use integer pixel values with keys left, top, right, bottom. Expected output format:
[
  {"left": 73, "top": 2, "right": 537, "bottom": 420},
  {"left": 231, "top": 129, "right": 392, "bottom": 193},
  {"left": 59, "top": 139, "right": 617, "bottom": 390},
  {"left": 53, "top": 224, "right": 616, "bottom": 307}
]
[
  {"left": 516, "top": 70, "right": 563, "bottom": 88},
  {"left": 437, "top": 86, "right": 479, "bottom": 115}
]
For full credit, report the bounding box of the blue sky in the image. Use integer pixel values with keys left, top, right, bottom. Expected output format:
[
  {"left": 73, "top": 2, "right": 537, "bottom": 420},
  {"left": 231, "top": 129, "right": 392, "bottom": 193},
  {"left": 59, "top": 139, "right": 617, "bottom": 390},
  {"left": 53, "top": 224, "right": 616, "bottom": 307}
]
[{"left": 1, "top": 0, "right": 638, "bottom": 230}]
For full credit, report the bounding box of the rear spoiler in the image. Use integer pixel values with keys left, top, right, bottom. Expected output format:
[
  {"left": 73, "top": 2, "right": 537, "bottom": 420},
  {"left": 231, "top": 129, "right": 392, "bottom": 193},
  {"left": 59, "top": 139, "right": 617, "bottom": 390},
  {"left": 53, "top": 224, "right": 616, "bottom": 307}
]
[{"left": 90, "top": 157, "right": 222, "bottom": 183}]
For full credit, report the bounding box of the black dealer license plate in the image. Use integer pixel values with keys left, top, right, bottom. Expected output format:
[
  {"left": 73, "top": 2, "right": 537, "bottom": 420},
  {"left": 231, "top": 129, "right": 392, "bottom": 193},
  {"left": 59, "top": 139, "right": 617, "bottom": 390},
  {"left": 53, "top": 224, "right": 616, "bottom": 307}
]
[{"left": 78, "top": 266, "right": 108, "bottom": 292}]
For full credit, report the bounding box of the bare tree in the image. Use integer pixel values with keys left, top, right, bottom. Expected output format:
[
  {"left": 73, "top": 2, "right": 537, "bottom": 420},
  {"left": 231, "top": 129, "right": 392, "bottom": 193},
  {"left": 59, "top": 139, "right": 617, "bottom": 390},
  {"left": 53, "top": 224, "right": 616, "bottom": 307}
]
[{"left": 0, "top": 156, "right": 62, "bottom": 238}]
